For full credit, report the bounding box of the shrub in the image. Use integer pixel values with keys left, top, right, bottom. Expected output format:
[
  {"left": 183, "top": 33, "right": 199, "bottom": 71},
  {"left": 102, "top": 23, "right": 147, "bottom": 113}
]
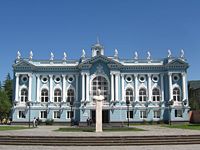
[{"left": 45, "top": 119, "right": 54, "bottom": 125}]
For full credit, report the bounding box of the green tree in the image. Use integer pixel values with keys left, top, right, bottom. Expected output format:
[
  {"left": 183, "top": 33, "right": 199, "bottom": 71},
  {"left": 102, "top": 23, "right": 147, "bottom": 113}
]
[
  {"left": 0, "top": 90, "right": 11, "bottom": 120},
  {"left": 3, "top": 73, "right": 13, "bottom": 104},
  {"left": 0, "top": 81, "right": 2, "bottom": 91}
]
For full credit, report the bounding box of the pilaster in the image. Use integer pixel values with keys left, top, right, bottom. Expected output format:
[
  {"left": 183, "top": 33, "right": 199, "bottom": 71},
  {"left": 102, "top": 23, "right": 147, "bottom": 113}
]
[
  {"left": 15, "top": 73, "right": 20, "bottom": 102},
  {"left": 28, "top": 74, "right": 32, "bottom": 101}
]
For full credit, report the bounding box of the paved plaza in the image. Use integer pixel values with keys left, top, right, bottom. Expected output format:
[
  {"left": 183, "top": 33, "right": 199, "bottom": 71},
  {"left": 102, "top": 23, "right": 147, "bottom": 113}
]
[
  {"left": 0, "top": 125, "right": 200, "bottom": 149},
  {"left": 1, "top": 125, "right": 200, "bottom": 137}
]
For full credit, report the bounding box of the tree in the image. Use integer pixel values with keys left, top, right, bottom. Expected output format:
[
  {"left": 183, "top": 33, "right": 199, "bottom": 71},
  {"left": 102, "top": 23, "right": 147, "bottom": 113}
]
[
  {"left": 0, "top": 90, "right": 11, "bottom": 120},
  {"left": 3, "top": 73, "right": 13, "bottom": 104},
  {"left": 0, "top": 81, "right": 2, "bottom": 91}
]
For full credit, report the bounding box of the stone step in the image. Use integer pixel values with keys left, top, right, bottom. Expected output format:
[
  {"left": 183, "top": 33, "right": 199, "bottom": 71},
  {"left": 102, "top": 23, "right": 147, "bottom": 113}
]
[{"left": 0, "top": 135, "right": 200, "bottom": 146}]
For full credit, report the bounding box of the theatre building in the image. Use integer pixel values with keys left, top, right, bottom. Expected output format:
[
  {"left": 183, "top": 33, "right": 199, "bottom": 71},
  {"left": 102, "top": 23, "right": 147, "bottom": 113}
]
[{"left": 12, "top": 42, "right": 189, "bottom": 124}]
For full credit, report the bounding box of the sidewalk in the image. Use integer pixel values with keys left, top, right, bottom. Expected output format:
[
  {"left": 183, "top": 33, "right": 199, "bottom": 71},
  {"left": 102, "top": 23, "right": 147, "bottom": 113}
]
[{"left": 0, "top": 125, "right": 200, "bottom": 137}]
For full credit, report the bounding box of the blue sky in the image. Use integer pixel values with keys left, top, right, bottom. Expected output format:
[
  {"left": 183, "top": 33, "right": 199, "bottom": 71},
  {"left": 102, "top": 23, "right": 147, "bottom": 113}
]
[{"left": 0, "top": 0, "right": 200, "bottom": 82}]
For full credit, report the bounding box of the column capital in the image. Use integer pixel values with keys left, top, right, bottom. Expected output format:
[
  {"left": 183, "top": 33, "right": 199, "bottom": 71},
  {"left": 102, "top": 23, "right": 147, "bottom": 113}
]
[
  {"left": 134, "top": 74, "right": 138, "bottom": 78},
  {"left": 147, "top": 74, "right": 152, "bottom": 77},
  {"left": 36, "top": 74, "right": 40, "bottom": 78},
  {"left": 15, "top": 73, "right": 20, "bottom": 77},
  {"left": 121, "top": 74, "right": 125, "bottom": 77},
  {"left": 49, "top": 75, "right": 53, "bottom": 78},
  {"left": 160, "top": 73, "right": 164, "bottom": 77},
  {"left": 81, "top": 72, "right": 86, "bottom": 76},
  {"left": 181, "top": 72, "right": 186, "bottom": 76},
  {"left": 28, "top": 73, "right": 32, "bottom": 77},
  {"left": 75, "top": 74, "right": 79, "bottom": 78},
  {"left": 62, "top": 74, "right": 66, "bottom": 78},
  {"left": 168, "top": 72, "right": 172, "bottom": 76}
]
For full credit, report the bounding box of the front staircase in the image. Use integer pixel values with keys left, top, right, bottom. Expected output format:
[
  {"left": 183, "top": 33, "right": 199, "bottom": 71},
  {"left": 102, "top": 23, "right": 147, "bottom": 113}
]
[{"left": 0, "top": 135, "right": 200, "bottom": 146}]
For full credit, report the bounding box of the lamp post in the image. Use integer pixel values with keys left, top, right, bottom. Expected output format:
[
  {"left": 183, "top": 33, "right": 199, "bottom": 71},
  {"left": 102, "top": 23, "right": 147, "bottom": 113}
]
[
  {"left": 126, "top": 99, "right": 130, "bottom": 127},
  {"left": 70, "top": 100, "right": 74, "bottom": 126},
  {"left": 26, "top": 101, "right": 32, "bottom": 128}
]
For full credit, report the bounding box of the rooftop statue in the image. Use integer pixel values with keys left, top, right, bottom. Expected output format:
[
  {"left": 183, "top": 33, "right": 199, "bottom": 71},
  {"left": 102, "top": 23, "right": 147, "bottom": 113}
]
[
  {"left": 17, "top": 51, "right": 21, "bottom": 60},
  {"left": 134, "top": 51, "right": 138, "bottom": 60},
  {"left": 147, "top": 51, "right": 151, "bottom": 60},
  {"left": 168, "top": 49, "right": 172, "bottom": 58},
  {"left": 29, "top": 51, "right": 33, "bottom": 60},
  {"left": 114, "top": 49, "right": 118, "bottom": 58},
  {"left": 63, "top": 52, "right": 67, "bottom": 60},
  {"left": 180, "top": 49, "right": 184, "bottom": 58},
  {"left": 50, "top": 52, "right": 54, "bottom": 61},
  {"left": 82, "top": 49, "right": 86, "bottom": 58}
]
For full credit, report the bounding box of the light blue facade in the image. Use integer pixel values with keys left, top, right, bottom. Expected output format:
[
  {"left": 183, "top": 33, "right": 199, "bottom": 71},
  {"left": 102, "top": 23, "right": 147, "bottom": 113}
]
[{"left": 12, "top": 43, "right": 189, "bottom": 124}]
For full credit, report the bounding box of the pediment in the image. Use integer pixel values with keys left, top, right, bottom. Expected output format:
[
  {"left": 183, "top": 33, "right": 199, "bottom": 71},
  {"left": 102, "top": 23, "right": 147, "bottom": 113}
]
[
  {"left": 79, "top": 55, "right": 122, "bottom": 66},
  {"left": 166, "top": 59, "right": 189, "bottom": 67},
  {"left": 13, "top": 60, "right": 35, "bottom": 68}
]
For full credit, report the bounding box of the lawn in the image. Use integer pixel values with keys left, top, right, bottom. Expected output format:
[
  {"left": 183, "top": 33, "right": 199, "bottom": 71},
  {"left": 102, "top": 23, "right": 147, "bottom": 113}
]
[
  {"left": 163, "top": 124, "right": 200, "bottom": 130},
  {"left": 56, "top": 127, "right": 145, "bottom": 132},
  {"left": 0, "top": 126, "right": 29, "bottom": 131}
]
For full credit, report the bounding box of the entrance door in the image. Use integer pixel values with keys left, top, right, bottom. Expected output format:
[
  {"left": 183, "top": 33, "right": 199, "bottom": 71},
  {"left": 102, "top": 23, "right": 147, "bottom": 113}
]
[
  {"left": 91, "top": 110, "right": 109, "bottom": 124},
  {"left": 102, "top": 110, "right": 109, "bottom": 123}
]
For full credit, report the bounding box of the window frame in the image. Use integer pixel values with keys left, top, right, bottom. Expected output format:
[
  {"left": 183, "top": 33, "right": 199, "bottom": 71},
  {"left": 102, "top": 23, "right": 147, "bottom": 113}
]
[
  {"left": 18, "top": 110, "right": 26, "bottom": 119},
  {"left": 20, "top": 88, "right": 28, "bottom": 102},
  {"left": 41, "top": 89, "right": 49, "bottom": 102},
  {"left": 54, "top": 89, "right": 62, "bottom": 103},
  {"left": 40, "top": 111, "right": 47, "bottom": 119}
]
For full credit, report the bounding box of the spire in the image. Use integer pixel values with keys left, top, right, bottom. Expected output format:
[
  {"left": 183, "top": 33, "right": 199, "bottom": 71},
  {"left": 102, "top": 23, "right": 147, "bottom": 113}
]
[{"left": 97, "top": 36, "right": 100, "bottom": 44}]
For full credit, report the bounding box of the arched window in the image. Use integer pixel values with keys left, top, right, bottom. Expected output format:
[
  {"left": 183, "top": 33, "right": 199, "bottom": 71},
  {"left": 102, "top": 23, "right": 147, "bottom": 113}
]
[
  {"left": 67, "top": 89, "right": 75, "bottom": 103},
  {"left": 152, "top": 88, "right": 160, "bottom": 102},
  {"left": 173, "top": 87, "right": 181, "bottom": 101},
  {"left": 21, "top": 89, "right": 28, "bottom": 102},
  {"left": 91, "top": 76, "right": 109, "bottom": 102},
  {"left": 126, "top": 88, "right": 134, "bottom": 102},
  {"left": 41, "top": 89, "right": 48, "bottom": 102},
  {"left": 139, "top": 88, "right": 147, "bottom": 102},
  {"left": 54, "top": 89, "right": 61, "bottom": 102}
]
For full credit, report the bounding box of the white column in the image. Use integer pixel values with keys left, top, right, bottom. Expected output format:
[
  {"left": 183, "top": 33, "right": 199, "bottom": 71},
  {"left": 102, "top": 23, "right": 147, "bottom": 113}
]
[
  {"left": 86, "top": 73, "right": 90, "bottom": 101},
  {"left": 49, "top": 75, "right": 53, "bottom": 102},
  {"left": 62, "top": 75, "right": 66, "bottom": 102},
  {"left": 148, "top": 74, "right": 152, "bottom": 101},
  {"left": 121, "top": 74, "right": 125, "bottom": 102},
  {"left": 15, "top": 73, "right": 19, "bottom": 102},
  {"left": 134, "top": 74, "right": 138, "bottom": 102},
  {"left": 36, "top": 75, "right": 40, "bottom": 102},
  {"left": 28, "top": 74, "right": 32, "bottom": 101},
  {"left": 160, "top": 74, "right": 164, "bottom": 102},
  {"left": 115, "top": 73, "right": 119, "bottom": 101},
  {"left": 111, "top": 73, "right": 114, "bottom": 101},
  {"left": 81, "top": 73, "right": 85, "bottom": 101},
  {"left": 182, "top": 72, "right": 187, "bottom": 100},
  {"left": 168, "top": 73, "right": 173, "bottom": 100},
  {"left": 75, "top": 74, "right": 79, "bottom": 102}
]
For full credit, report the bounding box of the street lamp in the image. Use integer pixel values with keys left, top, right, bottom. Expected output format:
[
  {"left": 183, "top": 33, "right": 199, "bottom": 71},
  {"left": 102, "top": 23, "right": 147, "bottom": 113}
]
[
  {"left": 168, "top": 100, "right": 174, "bottom": 125},
  {"left": 26, "top": 101, "right": 32, "bottom": 128},
  {"left": 70, "top": 100, "right": 74, "bottom": 126},
  {"left": 126, "top": 99, "right": 130, "bottom": 127}
]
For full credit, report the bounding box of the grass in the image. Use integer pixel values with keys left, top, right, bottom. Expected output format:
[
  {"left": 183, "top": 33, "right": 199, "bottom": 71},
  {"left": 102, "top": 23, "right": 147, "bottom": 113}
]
[
  {"left": 163, "top": 124, "right": 200, "bottom": 130},
  {"left": 0, "top": 126, "right": 29, "bottom": 131},
  {"left": 56, "top": 127, "right": 145, "bottom": 132}
]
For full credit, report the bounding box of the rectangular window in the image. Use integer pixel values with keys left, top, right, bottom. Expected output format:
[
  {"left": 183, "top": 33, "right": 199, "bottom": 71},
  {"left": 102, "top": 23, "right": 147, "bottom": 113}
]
[
  {"left": 127, "top": 111, "right": 133, "bottom": 119},
  {"left": 140, "top": 111, "right": 147, "bottom": 119},
  {"left": 40, "top": 111, "right": 47, "bottom": 119},
  {"left": 53, "top": 111, "right": 60, "bottom": 119},
  {"left": 19, "top": 111, "right": 26, "bottom": 118},
  {"left": 153, "top": 110, "right": 161, "bottom": 119},
  {"left": 67, "top": 111, "right": 74, "bottom": 119},
  {"left": 175, "top": 109, "right": 183, "bottom": 118}
]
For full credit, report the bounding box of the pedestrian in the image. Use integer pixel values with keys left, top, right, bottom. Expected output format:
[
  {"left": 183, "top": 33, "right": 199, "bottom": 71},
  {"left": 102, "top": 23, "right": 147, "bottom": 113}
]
[{"left": 33, "top": 117, "right": 36, "bottom": 128}]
